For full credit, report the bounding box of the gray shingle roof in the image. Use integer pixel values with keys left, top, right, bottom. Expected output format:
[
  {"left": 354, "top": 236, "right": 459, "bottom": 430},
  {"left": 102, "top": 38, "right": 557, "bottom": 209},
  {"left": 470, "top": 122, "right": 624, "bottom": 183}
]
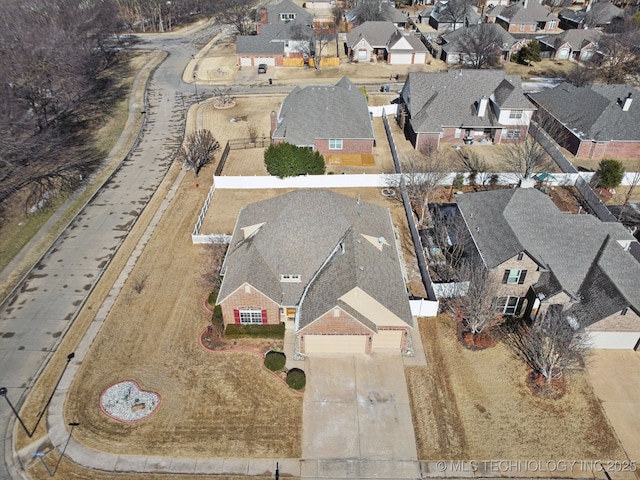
[
  {"left": 561, "top": 2, "right": 625, "bottom": 26},
  {"left": 236, "top": 35, "right": 285, "bottom": 55},
  {"left": 346, "top": 1, "right": 408, "bottom": 24},
  {"left": 273, "top": 77, "right": 374, "bottom": 146},
  {"left": 400, "top": 70, "right": 534, "bottom": 133},
  {"left": 430, "top": 1, "right": 481, "bottom": 25},
  {"left": 346, "top": 21, "right": 399, "bottom": 48},
  {"left": 441, "top": 23, "right": 518, "bottom": 53},
  {"left": 537, "top": 29, "right": 601, "bottom": 51},
  {"left": 217, "top": 190, "right": 413, "bottom": 330},
  {"left": 260, "top": 0, "right": 313, "bottom": 25},
  {"left": 528, "top": 82, "right": 640, "bottom": 141},
  {"left": 455, "top": 188, "right": 640, "bottom": 323},
  {"left": 493, "top": 0, "right": 557, "bottom": 24}
]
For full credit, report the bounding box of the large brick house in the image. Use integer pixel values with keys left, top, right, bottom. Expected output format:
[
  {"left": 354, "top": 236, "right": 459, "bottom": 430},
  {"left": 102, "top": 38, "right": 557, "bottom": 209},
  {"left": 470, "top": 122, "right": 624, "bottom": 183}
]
[
  {"left": 485, "top": 0, "right": 558, "bottom": 33},
  {"left": 396, "top": 70, "right": 536, "bottom": 152},
  {"left": 271, "top": 77, "right": 375, "bottom": 163},
  {"left": 216, "top": 190, "right": 414, "bottom": 355},
  {"left": 345, "top": 21, "right": 428, "bottom": 65},
  {"left": 528, "top": 82, "right": 640, "bottom": 160},
  {"left": 456, "top": 188, "right": 640, "bottom": 349}
]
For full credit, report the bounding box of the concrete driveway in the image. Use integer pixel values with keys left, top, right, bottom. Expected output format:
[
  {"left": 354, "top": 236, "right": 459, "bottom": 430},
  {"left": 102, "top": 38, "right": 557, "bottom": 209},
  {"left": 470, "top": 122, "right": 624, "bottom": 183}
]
[
  {"left": 301, "top": 354, "right": 419, "bottom": 479},
  {"left": 586, "top": 350, "right": 640, "bottom": 465}
]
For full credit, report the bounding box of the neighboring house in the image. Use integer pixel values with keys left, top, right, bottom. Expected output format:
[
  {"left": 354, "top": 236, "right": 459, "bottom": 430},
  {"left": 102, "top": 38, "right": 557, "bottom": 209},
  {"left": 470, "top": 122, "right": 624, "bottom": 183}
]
[
  {"left": 396, "top": 70, "right": 536, "bottom": 152},
  {"left": 236, "top": 0, "right": 314, "bottom": 67},
  {"left": 456, "top": 188, "right": 640, "bottom": 349},
  {"left": 305, "top": 0, "right": 336, "bottom": 9},
  {"left": 271, "top": 77, "right": 375, "bottom": 162},
  {"left": 346, "top": 21, "right": 427, "bottom": 64},
  {"left": 537, "top": 29, "right": 601, "bottom": 61},
  {"left": 345, "top": 1, "right": 410, "bottom": 28},
  {"left": 428, "top": 0, "right": 481, "bottom": 32},
  {"left": 216, "top": 190, "right": 414, "bottom": 355},
  {"left": 558, "top": 2, "right": 625, "bottom": 30},
  {"left": 486, "top": 0, "right": 559, "bottom": 34},
  {"left": 440, "top": 23, "right": 523, "bottom": 64},
  {"left": 528, "top": 82, "right": 640, "bottom": 160}
]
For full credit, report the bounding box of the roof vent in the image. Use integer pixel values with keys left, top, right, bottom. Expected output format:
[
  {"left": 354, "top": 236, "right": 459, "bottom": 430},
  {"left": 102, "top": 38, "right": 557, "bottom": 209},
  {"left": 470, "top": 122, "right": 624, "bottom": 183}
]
[
  {"left": 378, "top": 236, "right": 386, "bottom": 244},
  {"left": 622, "top": 93, "right": 632, "bottom": 112},
  {"left": 359, "top": 265, "right": 364, "bottom": 271}
]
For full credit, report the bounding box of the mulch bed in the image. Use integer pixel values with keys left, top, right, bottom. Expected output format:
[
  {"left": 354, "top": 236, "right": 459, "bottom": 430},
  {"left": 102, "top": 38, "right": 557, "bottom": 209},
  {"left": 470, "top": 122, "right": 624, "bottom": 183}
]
[
  {"left": 526, "top": 371, "right": 567, "bottom": 399},
  {"left": 455, "top": 318, "right": 497, "bottom": 351}
]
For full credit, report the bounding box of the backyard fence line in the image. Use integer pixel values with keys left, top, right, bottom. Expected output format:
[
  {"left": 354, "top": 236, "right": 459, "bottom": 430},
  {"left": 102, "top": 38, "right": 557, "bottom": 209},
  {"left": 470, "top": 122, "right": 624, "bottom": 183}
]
[
  {"left": 369, "top": 104, "right": 398, "bottom": 117},
  {"left": 409, "top": 298, "right": 439, "bottom": 317}
]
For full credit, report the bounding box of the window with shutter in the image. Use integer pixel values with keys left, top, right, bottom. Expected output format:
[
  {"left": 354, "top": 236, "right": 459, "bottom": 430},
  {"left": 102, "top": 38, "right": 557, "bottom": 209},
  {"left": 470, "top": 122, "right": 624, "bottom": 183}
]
[{"left": 518, "top": 270, "right": 527, "bottom": 284}]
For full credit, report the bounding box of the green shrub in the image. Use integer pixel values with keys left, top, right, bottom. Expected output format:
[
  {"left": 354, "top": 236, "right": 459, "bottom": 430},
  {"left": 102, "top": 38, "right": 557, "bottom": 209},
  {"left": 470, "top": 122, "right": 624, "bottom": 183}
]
[
  {"left": 286, "top": 368, "right": 306, "bottom": 390},
  {"left": 264, "top": 142, "right": 325, "bottom": 178},
  {"left": 453, "top": 172, "right": 464, "bottom": 189},
  {"left": 264, "top": 351, "right": 286, "bottom": 371},
  {"left": 596, "top": 159, "right": 625, "bottom": 189},
  {"left": 212, "top": 304, "right": 223, "bottom": 330},
  {"left": 207, "top": 290, "right": 218, "bottom": 306},
  {"left": 224, "top": 322, "right": 286, "bottom": 339}
]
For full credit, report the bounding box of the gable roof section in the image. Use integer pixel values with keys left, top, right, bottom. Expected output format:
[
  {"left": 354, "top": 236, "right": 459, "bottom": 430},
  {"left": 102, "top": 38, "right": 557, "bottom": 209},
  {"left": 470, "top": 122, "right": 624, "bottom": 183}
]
[
  {"left": 528, "top": 82, "right": 640, "bottom": 141},
  {"left": 218, "top": 190, "right": 413, "bottom": 331},
  {"left": 537, "top": 29, "right": 601, "bottom": 51},
  {"left": 401, "top": 70, "right": 533, "bottom": 133},
  {"left": 261, "top": 0, "right": 313, "bottom": 25},
  {"left": 273, "top": 76, "right": 374, "bottom": 146},
  {"left": 455, "top": 188, "right": 640, "bottom": 320},
  {"left": 346, "top": 1, "right": 407, "bottom": 24},
  {"left": 430, "top": 1, "right": 480, "bottom": 25},
  {"left": 346, "top": 21, "right": 399, "bottom": 48},
  {"left": 441, "top": 23, "right": 518, "bottom": 53},
  {"left": 388, "top": 31, "right": 428, "bottom": 52},
  {"left": 236, "top": 34, "right": 285, "bottom": 55},
  {"left": 495, "top": 0, "right": 557, "bottom": 24}
]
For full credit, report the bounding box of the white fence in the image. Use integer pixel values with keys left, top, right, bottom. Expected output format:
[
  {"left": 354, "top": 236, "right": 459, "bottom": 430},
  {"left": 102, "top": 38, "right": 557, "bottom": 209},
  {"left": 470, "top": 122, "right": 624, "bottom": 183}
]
[
  {"left": 369, "top": 104, "right": 398, "bottom": 117},
  {"left": 213, "top": 174, "right": 389, "bottom": 189},
  {"left": 409, "top": 298, "right": 439, "bottom": 317}
]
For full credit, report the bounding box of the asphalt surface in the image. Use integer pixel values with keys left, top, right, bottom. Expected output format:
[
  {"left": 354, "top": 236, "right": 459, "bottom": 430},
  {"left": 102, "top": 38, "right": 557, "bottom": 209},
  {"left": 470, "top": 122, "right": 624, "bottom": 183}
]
[{"left": 0, "top": 23, "right": 223, "bottom": 480}]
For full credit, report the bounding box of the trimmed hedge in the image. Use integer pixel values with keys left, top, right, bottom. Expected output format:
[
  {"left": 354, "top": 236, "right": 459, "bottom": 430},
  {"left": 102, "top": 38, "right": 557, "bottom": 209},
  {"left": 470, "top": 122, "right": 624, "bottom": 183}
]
[
  {"left": 264, "top": 351, "right": 286, "bottom": 371},
  {"left": 224, "top": 322, "right": 285, "bottom": 339},
  {"left": 211, "top": 304, "right": 223, "bottom": 330},
  {"left": 286, "top": 368, "right": 306, "bottom": 390},
  {"left": 207, "top": 289, "right": 218, "bottom": 306}
]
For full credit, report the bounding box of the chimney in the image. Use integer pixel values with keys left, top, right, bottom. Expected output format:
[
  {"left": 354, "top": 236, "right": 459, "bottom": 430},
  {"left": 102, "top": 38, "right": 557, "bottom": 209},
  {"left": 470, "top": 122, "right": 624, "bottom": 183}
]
[
  {"left": 478, "top": 96, "right": 489, "bottom": 117},
  {"left": 523, "top": 0, "right": 528, "bottom": 8},
  {"left": 585, "top": 0, "right": 591, "bottom": 12},
  {"left": 270, "top": 110, "right": 277, "bottom": 136},
  {"left": 260, "top": 6, "right": 268, "bottom": 24},
  {"left": 622, "top": 93, "right": 633, "bottom": 112}
]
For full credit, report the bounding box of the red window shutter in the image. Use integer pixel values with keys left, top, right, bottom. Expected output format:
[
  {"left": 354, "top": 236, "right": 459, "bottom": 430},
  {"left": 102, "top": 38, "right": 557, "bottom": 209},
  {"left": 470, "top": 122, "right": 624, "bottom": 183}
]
[
  {"left": 233, "top": 309, "right": 241, "bottom": 324},
  {"left": 261, "top": 309, "right": 268, "bottom": 324}
]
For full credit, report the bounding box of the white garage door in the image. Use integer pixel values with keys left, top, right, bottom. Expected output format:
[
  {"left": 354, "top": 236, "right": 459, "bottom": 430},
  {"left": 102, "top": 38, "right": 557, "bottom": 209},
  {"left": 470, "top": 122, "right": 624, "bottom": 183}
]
[
  {"left": 254, "top": 57, "right": 276, "bottom": 66},
  {"left": 304, "top": 335, "right": 367, "bottom": 354},
  {"left": 240, "top": 57, "right": 252, "bottom": 66},
  {"left": 557, "top": 48, "right": 570, "bottom": 60},
  {"left": 390, "top": 53, "right": 414, "bottom": 64},
  {"left": 588, "top": 331, "right": 640, "bottom": 350},
  {"left": 372, "top": 330, "right": 403, "bottom": 351},
  {"left": 357, "top": 49, "right": 368, "bottom": 61}
]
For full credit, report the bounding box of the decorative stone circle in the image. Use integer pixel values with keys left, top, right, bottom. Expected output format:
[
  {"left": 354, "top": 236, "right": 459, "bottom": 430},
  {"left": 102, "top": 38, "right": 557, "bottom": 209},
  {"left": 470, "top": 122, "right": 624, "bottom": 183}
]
[
  {"left": 213, "top": 100, "right": 236, "bottom": 110},
  {"left": 381, "top": 188, "right": 396, "bottom": 197},
  {"left": 100, "top": 380, "right": 161, "bottom": 423}
]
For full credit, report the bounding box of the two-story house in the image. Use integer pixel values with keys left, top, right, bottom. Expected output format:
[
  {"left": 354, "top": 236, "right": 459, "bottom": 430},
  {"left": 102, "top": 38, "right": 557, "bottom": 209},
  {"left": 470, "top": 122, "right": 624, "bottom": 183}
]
[
  {"left": 396, "top": 70, "right": 536, "bottom": 152},
  {"left": 485, "top": 0, "right": 558, "bottom": 34},
  {"left": 456, "top": 188, "right": 640, "bottom": 349}
]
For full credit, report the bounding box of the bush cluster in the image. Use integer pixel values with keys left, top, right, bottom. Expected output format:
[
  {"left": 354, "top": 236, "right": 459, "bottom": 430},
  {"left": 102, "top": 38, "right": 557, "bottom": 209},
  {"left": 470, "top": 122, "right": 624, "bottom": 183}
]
[
  {"left": 286, "top": 369, "right": 306, "bottom": 390},
  {"left": 224, "top": 323, "right": 286, "bottom": 339},
  {"left": 264, "top": 351, "right": 286, "bottom": 371}
]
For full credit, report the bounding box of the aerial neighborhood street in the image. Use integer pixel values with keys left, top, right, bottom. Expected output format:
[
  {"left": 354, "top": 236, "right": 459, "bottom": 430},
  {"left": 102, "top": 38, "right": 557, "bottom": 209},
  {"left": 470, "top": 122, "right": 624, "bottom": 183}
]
[{"left": 0, "top": 0, "right": 639, "bottom": 479}]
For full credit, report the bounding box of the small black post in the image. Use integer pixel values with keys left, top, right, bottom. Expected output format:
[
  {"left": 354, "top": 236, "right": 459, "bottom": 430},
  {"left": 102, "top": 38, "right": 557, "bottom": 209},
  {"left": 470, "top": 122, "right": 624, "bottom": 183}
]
[
  {"left": 275, "top": 461, "right": 280, "bottom": 480},
  {"left": 193, "top": 73, "right": 199, "bottom": 102},
  {"left": 0, "top": 388, "right": 31, "bottom": 436},
  {"left": 52, "top": 422, "right": 79, "bottom": 476}
]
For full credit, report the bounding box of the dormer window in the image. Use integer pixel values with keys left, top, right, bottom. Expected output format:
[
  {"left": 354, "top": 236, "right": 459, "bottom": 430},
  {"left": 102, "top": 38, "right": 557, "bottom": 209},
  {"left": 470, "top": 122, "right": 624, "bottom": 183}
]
[
  {"left": 509, "top": 109, "right": 523, "bottom": 119},
  {"left": 280, "top": 274, "right": 301, "bottom": 283},
  {"left": 280, "top": 13, "right": 295, "bottom": 21}
]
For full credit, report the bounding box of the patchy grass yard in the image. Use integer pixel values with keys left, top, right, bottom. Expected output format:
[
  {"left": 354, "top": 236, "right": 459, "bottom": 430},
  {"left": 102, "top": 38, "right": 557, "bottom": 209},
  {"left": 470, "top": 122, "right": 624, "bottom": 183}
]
[{"left": 406, "top": 315, "right": 625, "bottom": 462}]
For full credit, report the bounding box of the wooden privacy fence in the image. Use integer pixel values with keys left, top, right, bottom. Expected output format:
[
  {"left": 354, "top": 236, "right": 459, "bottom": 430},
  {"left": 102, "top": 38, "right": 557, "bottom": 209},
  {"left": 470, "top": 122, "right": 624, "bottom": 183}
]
[{"left": 214, "top": 138, "right": 271, "bottom": 176}]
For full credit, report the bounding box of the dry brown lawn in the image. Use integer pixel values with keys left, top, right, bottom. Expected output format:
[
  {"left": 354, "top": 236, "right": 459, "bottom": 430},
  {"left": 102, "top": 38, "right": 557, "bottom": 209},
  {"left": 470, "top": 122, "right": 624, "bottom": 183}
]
[
  {"left": 407, "top": 315, "right": 626, "bottom": 462},
  {"left": 61, "top": 163, "right": 303, "bottom": 458}
]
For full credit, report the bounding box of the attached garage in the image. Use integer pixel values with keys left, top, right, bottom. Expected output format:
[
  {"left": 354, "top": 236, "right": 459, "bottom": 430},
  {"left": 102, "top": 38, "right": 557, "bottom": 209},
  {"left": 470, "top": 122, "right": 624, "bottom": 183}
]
[
  {"left": 304, "top": 334, "right": 367, "bottom": 354},
  {"left": 587, "top": 331, "right": 640, "bottom": 350},
  {"left": 239, "top": 57, "right": 252, "bottom": 66},
  {"left": 389, "top": 53, "right": 414, "bottom": 64},
  {"left": 372, "top": 330, "right": 404, "bottom": 351},
  {"left": 254, "top": 57, "right": 276, "bottom": 66}
]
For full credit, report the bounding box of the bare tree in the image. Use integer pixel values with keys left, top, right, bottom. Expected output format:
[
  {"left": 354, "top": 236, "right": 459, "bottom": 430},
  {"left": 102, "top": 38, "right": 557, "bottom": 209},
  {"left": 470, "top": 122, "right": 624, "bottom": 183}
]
[
  {"left": 450, "top": 258, "right": 502, "bottom": 337},
  {"left": 456, "top": 24, "right": 504, "bottom": 69},
  {"left": 595, "top": 22, "right": 640, "bottom": 84},
  {"left": 215, "top": 0, "right": 256, "bottom": 35},
  {"left": 616, "top": 160, "right": 640, "bottom": 222},
  {"left": 429, "top": 205, "right": 471, "bottom": 280},
  {"left": 456, "top": 149, "right": 492, "bottom": 188},
  {"left": 500, "top": 135, "right": 551, "bottom": 181},
  {"left": 391, "top": 150, "right": 451, "bottom": 227},
  {"left": 563, "top": 62, "right": 597, "bottom": 88},
  {"left": 212, "top": 87, "right": 234, "bottom": 107},
  {"left": 445, "top": 0, "right": 472, "bottom": 31},
  {"left": 247, "top": 122, "right": 259, "bottom": 143},
  {"left": 500, "top": 307, "right": 589, "bottom": 385},
  {"left": 179, "top": 129, "right": 220, "bottom": 177},
  {"left": 351, "top": 0, "right": 386, "bottom": 24},
  {"left": 201, "top": 243, "right": 228, "bottom": 294}
]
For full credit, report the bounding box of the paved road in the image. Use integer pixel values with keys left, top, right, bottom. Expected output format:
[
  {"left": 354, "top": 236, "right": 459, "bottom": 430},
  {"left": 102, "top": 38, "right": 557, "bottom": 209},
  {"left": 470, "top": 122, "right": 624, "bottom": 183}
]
[{"left": 0, "top": 23, "right": 222, "bottom": 480}]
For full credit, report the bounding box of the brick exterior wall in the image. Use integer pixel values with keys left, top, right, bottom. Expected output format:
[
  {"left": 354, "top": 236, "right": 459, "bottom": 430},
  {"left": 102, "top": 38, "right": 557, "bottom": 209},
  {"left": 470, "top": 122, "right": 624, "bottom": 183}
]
[
  {"left": 415, "top": 132, "right": 440, "bottom": 153},
  {"left": 577, "top": 139, "right": 640, "bottom": 160},
  {"left": 314, "top": 138, "right": 374, "bottom": 156},
  {"left": 493, "top": 253, "right": 541, "bottom": 299},
  {"left": 588, "top": 308, "right": 640, "bottom": 332},
  {"left": 219, "top": 283, "right": 281, "bottom": 326}
]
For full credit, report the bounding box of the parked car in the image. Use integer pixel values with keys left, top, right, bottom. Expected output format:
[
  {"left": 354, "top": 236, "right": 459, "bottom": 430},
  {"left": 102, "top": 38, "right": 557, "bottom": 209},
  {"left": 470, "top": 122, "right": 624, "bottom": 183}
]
[{"left": 258, "top": 64, "right": 267, "bottom": 74}]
